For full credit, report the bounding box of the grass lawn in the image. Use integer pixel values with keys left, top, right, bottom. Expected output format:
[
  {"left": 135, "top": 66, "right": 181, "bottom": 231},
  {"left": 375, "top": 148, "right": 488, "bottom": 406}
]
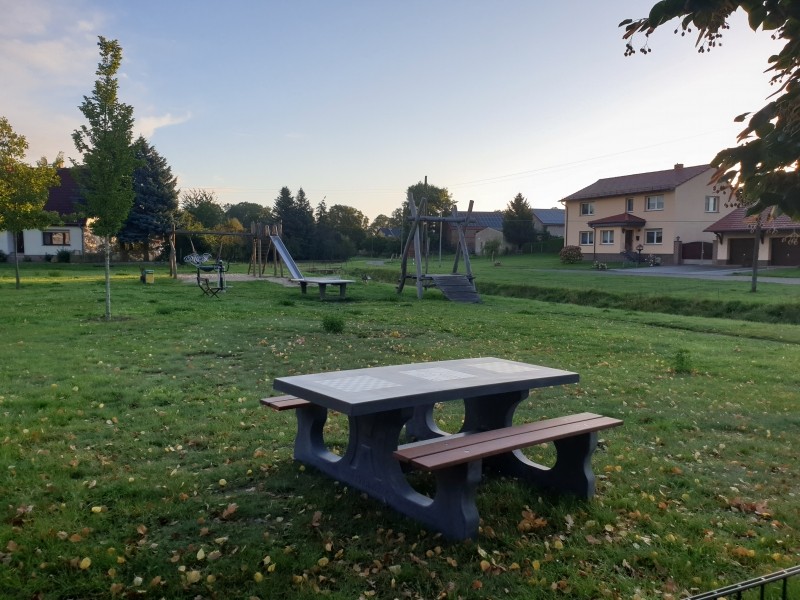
[{"left": 0, "top": 261, "right": 798, "bottom": 599}]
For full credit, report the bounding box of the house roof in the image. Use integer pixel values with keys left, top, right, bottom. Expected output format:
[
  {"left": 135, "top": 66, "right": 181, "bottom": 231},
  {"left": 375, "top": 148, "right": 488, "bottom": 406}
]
[
  {"left": 562, "top": 164, "right": 712, "bottom": 202},
  {"left": 588, "top": 213, "right": 646, "bottom": 228},
  {"left": 454, "top": 210, "right": 504, "bottom": 230},
  {"left": 378, "top": 227, "right": 401, "bottom": 238},
  {"left": 532, "top": 208, "right": 564, "bottom": 226},
  {"left": 46, "top": 168, "right": 85, "bottom": 222},
  {"left": 704, "top": 207, "right": 800, "bottom": 233}
]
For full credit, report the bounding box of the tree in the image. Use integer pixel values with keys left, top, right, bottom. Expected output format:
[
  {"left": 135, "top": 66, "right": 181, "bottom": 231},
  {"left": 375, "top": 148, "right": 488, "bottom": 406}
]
[
  {"left": 181, "top": 189, "right": 225, "bottom": 229},
  {"left": 117, "top": 136, "right": 179, "bottom": 261},
  {"left": 327, "top": 204, "right": 368, "bottom": 248},
  {"left": 273, "top": 186, "right": 315, "bottom": 259},
  {"left": 502, "top": 193, "right": 534, "bottom": 251},
  {"left": 0, "top": 116, "right": 62, "bottom": 288},
  {"left": 72, "top": 36, "right": 137, "bottom": 320},
  {"left": 621, "top": 1, "right": 800, "bottom": 218},
  {"left": 224, "top": 201, "right": 272, "bottom": 229}
]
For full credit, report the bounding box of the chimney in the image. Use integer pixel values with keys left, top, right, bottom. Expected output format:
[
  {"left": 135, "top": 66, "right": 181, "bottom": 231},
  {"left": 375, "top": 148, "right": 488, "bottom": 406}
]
[{"left": 674, "top": 163, "right": 684, "bottom": 170}]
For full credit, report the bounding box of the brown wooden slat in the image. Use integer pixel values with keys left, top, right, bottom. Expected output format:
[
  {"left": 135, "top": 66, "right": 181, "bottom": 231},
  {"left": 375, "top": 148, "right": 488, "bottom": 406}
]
[
  {"left": 260, "top": 395, "right": 312, "bottom": 410},
  {"left": 397, "top": 413, "right": 600, "bottom": 459},
  {"left": 395, "top": 413, "right": 622, "bottom": 470}
]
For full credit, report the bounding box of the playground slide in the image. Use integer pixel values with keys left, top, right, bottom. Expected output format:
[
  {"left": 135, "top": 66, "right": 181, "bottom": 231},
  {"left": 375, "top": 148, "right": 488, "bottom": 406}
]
[{"left": 270, "top": 236, "right": 304, "bottom": 280}]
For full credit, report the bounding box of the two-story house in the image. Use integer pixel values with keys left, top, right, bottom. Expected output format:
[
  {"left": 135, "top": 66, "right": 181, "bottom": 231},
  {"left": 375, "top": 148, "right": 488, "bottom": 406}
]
[{"left": 561, "top": 164, "right": 735, "bottom": 265}]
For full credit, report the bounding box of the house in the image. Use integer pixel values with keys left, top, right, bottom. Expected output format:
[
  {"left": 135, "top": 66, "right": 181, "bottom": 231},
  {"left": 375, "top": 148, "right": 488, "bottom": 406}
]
[
  {"left": 447, "top": 211, "right": 504, "bottom": 254},
  {"left": 377, "top": 227, "right": 401, "bottom": 239},
  {"left": 561, "top": 163, "right": 735, "bottom": 265},
  {"left": 532, "top": 208, "right": 565, "bottom": 238},
  {"left": 474, "top": 227, "right": 512, "bottom": 256},
  {"left": 0, "top": 168, "right": 87, "bottom": 261},
  {"left": 705, "top": 207, "right": 800, "bottom": 266}
]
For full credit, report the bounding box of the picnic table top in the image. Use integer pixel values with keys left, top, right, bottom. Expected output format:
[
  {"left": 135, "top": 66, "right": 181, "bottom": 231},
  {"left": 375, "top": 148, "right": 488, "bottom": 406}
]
[
  {"left": 291, "top": 277, "right": 354, "bottom": 284},
  {"left": 273, "top": 357, "right": 578, "bottom": 416}
]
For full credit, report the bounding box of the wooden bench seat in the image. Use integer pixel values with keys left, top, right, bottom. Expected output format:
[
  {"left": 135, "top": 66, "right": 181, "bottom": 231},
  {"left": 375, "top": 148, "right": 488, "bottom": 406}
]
[
  {"left": 260, "top": 395, "right": 312, "bottom": 410},
  {"left": 394, "top": 412, "right": 622, "bottom": 512},
  {"left": 395, "top": 412, "right": 622, "bottom": 471}
]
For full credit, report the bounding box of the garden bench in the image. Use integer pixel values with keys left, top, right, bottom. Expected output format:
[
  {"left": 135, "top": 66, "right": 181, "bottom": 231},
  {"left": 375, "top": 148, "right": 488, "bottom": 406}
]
[{"left": 394, "top": 412, "right": 623, "bottom": 498}]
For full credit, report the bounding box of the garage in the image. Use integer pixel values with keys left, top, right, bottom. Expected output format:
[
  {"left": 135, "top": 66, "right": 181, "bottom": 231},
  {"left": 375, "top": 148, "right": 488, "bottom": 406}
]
[{"left": 770, "top": 236, "right": 800, "bottom": 266}]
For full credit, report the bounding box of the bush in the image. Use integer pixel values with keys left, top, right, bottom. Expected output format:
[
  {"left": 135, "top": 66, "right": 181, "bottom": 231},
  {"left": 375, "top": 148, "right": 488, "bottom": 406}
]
[
  {"left": 56, "top": 250, "right": 71, "bottom": 263},
  {"left": 0, "top": 250, "right": 6, "bottom": 262},
  {"left": 559, "top": 245, "right": 583, "bottom": 264},
  {"left": 322, "top": 314, "right": 345, "bottom": 334}
]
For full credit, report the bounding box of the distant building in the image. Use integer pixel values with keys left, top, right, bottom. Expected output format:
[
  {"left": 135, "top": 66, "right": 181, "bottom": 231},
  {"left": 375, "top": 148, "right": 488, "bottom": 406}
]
[
  {"left": 0, "top": 168, "right": 87, "bottom": 261},
  {"left": 377, "top": 227, "right": 402, "bottom": 239},
  {"left": 445, "top": 211, "right": 503, "bottom": 253},
  {"left": 561, "top": 163, "right": 736, "bottom": 265},
  {"left": 532, "top": 208, "right": 565, "bottom": 238}
]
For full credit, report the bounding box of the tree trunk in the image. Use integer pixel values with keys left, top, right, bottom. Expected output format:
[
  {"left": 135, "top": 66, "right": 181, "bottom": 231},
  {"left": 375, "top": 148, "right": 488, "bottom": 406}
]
[
  {"left": 13, "top": 231, "right": 21, "bottom": 290},
  {"left": 104, "top": 235, "right": 112, "bottom": 320},
  {"left": 750, "top": 222, "right": 761, "bottom": 293}
]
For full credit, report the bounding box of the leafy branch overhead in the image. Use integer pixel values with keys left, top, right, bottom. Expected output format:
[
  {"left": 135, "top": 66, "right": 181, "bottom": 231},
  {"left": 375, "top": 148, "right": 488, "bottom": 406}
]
[{"left": 620, "top": 1, "right": 800, "bottom": 218}]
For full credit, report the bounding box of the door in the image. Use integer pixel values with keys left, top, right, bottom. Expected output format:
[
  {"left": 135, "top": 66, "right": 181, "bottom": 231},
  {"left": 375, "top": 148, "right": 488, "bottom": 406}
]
[
  {"left": 770, "top": 236, "right": 800, "bottom": 266},
  {"left": 728, "top": 238, "right": 754, "bottom": 266}
]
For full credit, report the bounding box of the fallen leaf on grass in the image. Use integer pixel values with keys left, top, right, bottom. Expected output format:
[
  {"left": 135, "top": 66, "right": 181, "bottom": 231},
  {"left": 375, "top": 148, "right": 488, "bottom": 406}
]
[{"left": 221, "top": 503, "right": 238, "bottom": 519}]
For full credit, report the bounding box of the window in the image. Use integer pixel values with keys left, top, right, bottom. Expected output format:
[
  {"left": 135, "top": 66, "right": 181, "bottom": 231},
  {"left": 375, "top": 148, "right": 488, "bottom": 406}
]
[
  {"left": 645, "top": 195, "right": 664, "bottom": 211},
  {"left": 579, "top": 230, "right": 594, "bottom": 245},
  {"left": 43, "top": 231, "right": 70, "bottom": 246},
  {"left": 705, "top": 195, "right": 719, "bottom": 212},
  {"left": 645, "top": 229, "right": 663, "bottom": 244},
  {"left": 600, "top": 230, "right": 614, "bottom": 245},
  {"left": 580, "top": 202, "right": 594, "bottom": 216},
  {"left": 626, "top": 198, "right": 634, "bottom": 213}
]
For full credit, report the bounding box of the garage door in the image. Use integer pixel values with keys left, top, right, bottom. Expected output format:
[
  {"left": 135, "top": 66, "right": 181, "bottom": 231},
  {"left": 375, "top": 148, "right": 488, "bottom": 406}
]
[
  {"left": 728, "top": 238, "right": 754, "bottom": 266},
  {"left": 770, "top": 236, "right": 800, "bottom": 266}
]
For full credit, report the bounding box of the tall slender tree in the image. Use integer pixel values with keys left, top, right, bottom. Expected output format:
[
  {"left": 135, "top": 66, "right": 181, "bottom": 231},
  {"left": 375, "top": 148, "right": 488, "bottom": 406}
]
[
  {"left": 118, "top": 136, "right": 179, "bottom": 261},
  {"left": 72, "top": 37, "right": 137, "bottom": 320},
  {"left": 0, "top": 116, "right": 62, "bottom": 288}
]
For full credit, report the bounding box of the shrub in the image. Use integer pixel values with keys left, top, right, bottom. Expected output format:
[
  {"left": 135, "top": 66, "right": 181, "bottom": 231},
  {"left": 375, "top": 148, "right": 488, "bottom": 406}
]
[
  {"left": 559, "top": 245, "right": 583, "bottom": 264},
  {"left": 322, "top": 314, "right": 345, "bottom": 334},
  {"left": 56, "top": 250, "right": 71, "bottom": 263},
  {"left": 672, "top": 349, "right": 693, "bottom": 374},
  {"left": 0, "top": 250, "right": 6, "bottom": 262}
]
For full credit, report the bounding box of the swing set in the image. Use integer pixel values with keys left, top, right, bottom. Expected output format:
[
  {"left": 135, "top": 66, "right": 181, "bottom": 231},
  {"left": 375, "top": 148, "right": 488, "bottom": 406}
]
[
  {"left": 397, "top": 191, "right": 480, "bottom": 303},
  {"left": 167, "top": 222, "right": 302, "bottom": 297}
]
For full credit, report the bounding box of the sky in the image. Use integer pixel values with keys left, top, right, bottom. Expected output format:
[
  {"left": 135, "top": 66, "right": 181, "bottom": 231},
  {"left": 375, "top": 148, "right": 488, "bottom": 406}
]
[{"left": 1, "top": 0, "right": 783, "bottom": 223}]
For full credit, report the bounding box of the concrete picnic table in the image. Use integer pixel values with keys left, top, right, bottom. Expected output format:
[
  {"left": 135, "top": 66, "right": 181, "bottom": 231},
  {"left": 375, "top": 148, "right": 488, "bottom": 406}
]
[
  {"left": 269, "top": 357, "right": 622, "bottom": 539},
  {"left": 291, "top": 277, "right": 354, "bottom": 299}
]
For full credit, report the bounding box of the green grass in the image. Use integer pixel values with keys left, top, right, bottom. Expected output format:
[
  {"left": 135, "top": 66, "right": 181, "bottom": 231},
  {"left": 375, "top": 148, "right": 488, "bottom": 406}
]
[{"left": 0, "top": 262, "right": 798, "bottom": 599}]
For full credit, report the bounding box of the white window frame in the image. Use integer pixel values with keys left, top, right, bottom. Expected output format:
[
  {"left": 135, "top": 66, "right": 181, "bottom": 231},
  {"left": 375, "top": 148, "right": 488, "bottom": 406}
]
[
  {"left": 705, "top": 195, "right": 719, "bottom": 213},
  {"left": 580, "top": 202, "right": 594, "bottom": 216},
  {"left": 645, "top": 229, "right": 663, "bottom": 244},
  {"left": 645, "top": 195, "right": 664, "bottom": 211},
  {"left": 579, "top": 230, "right": 594, "bottom": 245},
  {"left": 600, "top": 230, "right": 614, "bottom": 245},
  {"left": 626, "top": 198, "right": 634, "bottom": 213}
]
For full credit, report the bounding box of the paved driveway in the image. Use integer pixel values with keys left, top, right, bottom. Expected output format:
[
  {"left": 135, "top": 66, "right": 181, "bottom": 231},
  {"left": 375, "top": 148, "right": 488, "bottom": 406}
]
[{"left": 608, "top": 264, "right": 800, "bottom": 285}]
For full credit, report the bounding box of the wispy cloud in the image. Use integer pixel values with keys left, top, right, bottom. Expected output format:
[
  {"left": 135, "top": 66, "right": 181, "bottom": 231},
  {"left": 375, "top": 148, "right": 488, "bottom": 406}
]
[{"left": 136, "top": 112, "right": 192, "bottom": 139}]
